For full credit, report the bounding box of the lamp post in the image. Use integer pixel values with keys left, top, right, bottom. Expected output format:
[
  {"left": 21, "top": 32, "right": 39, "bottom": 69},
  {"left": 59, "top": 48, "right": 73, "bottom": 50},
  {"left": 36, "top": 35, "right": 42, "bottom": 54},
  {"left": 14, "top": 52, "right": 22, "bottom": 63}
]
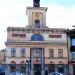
[{"left": 26, "top": 60, "right": 30, "bottom": 75}]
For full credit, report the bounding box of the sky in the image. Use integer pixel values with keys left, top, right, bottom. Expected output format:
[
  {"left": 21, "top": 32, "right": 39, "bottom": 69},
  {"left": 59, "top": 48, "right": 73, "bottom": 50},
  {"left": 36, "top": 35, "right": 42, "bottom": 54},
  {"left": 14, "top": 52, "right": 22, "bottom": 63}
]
[{"left": 0, "top": 0, "right": 75, "bottom": 50}]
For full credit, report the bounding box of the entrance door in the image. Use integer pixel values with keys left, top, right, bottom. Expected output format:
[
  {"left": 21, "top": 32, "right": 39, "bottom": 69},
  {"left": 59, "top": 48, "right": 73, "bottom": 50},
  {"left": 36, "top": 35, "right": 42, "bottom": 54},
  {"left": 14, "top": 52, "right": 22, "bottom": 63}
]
[{"left": 34, "top": 64, "right": 41, "bottom": 75}]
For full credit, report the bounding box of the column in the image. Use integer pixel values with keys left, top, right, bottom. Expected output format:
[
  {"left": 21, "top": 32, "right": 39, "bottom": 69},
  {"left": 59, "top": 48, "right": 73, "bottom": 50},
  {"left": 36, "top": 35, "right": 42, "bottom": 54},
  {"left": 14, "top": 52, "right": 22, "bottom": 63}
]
[
  {"left": 30, "top": 49, "right": 34, "bottom": 75},
  {"left": 41, "top": 48, "right": 45, "bottom": 75}
]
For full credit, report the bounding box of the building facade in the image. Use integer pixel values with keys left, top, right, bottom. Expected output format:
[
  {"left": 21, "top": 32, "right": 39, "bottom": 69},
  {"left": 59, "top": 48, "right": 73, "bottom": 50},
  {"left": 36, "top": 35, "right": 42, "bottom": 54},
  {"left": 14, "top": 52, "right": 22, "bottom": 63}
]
[
  {"left": 0, "top": 49, "right": 6, "bottom": 64},
  {"left": 5, "top": 0, "right": 68, "bottom": 75},
  {"left": 68, "top": 29, "right": 75, "bottom": 75}
]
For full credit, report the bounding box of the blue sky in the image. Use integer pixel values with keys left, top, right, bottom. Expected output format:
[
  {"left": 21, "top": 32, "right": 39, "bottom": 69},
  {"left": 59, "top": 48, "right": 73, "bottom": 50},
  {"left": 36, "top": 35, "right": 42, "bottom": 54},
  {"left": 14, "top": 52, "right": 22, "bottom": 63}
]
[
  {"left": 41, "top": 0, "right": 75, "bottom": 7},
  {"left": 0, "top": 0, "right": 75, "bottom": 50}
]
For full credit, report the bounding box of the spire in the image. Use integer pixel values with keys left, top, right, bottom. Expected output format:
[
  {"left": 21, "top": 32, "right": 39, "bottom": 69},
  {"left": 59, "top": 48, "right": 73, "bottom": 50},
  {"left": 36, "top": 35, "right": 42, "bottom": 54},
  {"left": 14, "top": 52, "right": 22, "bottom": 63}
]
[{"left": 33, "top": 0, "right": 40, "bottom": 7}]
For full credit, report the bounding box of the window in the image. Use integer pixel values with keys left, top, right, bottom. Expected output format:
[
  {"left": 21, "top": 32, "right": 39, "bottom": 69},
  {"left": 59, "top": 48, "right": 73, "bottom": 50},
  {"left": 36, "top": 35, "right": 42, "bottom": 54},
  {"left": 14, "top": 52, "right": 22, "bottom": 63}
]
[
  {"left": 11, "top": 48, "right": 16, "bottom": 57},
  {"left": 20, "top": 64, "right": 26, "bottom": 73},
  {"left": 58, "top": 64, "right": 64, "bottom": 73},
  {"left": 58, "top": 49, "right": 63, "bottom": 58},
  {"left": 49, "top": 64, "right": 55, "bottom": 73},
  {"left": 35, "top": 20, "right": 40, "bottom": 28},
  {"left": 58, "top": 62, "right": 64, "bottom": 73},
  {"left": 33, "top": 49, "right": 41, "bottom": 57},
  {"left": 49, "top": 49, "right": 54, "bottom": 58},
  {"left": 33, "top": 50, "right": 41, "bottom": 57},
  {"left": 49, "top": 62, "right": 55, "bottom": 73},
  {"left": 10, "top": 65, "right": 16, "bottom": 72},
  {"left": 20, "top": 48, "right": 25, "bottom": 57},
  {"left": 10, "top": 61, "right": 16, "bottom": 72}
]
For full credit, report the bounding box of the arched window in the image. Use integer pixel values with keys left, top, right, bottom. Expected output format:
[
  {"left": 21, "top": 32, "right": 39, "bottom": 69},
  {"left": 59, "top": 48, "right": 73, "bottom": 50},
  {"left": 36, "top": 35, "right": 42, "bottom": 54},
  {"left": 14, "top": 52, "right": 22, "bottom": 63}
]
[
  {"left": 58, "top": 61, "right": 64, "bottom": 73},
  {"left": 20, "top": 61, "right": 26, "bottom": 73},
  {"left": 49, "top": 61, "right": 55, "bottom": 73},
  {"left": 10, "top": 61, "right": 16, "bottom": 72},
  {"left": 31, "top": 34, "right": 44, "bottom": 41}
]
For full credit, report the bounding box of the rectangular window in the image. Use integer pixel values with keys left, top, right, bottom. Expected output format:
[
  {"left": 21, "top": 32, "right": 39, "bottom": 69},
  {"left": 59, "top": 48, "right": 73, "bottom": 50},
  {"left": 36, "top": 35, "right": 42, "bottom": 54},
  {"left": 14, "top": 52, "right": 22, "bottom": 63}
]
[
  {"left": 58, "top": 49, "right": 63, "bottom": 58},
  {"left": 49, "top": 64, "right": 55, "bottom": 72},
  {"left": 33, "top": 48, "right": 42, "bottom": 57},
  {"left": 58, "top": 64, "right": 64, "bottom": 73},
  {"left": 35, "top": 20, "right": 40, "bottom": 28},
  {"left": 49, "top": 49, "right": 54, "bottom": 58},
  {"left": 21, "top": 48, "right": 25, "bottom": 57},
  {"left": 11, "top": 48, "right": 16, "bottom": 57}
]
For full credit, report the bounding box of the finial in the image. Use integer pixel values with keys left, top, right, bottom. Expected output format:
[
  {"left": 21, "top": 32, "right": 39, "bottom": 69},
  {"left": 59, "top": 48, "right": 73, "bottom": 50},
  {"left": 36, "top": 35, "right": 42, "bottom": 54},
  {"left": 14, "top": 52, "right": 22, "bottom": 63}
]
[{"left": 33, "top": 0, "right": 40, "bottom": 7}]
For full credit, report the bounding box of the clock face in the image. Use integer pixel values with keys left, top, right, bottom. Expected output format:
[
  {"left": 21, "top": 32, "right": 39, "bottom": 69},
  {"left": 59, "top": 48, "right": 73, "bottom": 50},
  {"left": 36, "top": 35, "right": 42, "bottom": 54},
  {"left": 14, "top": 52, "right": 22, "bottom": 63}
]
[{"left": 33, "top": 12, "right": 41, "bottom": 19}]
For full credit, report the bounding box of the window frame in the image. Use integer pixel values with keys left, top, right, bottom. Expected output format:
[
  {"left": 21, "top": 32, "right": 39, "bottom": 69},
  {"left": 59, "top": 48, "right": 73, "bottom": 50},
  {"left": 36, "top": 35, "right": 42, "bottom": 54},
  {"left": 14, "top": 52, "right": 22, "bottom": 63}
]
[
  {"left": 20, "top": 64, "right": 26, "bottom": 73},
  {"left": 33, "top": 49, "right": 42, "bottom": 58},
  {"left": 58, "top": 63, "right": 64, "bottom": 73},
  {"left": 20, "top": 48, "right": 25, "bottom": 57},
  {"left": 49, "top": 49, "right": 54, "bottom": 58},
  {"left": 49, "top": 62, "right": 55, "bottom": 73},
  {"left": 11, "top": 48, "right": 16, "bottom": 57},
  {"left": 58, "top": 49, "right": 63, "bottom": 58}
]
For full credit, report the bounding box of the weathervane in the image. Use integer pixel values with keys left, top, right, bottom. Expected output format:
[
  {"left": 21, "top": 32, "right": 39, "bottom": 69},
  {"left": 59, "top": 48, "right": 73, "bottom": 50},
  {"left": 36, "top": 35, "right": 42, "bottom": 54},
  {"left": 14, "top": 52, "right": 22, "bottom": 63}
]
[{"left": 33, "top": 0, "right": 40, "bottom": 7}]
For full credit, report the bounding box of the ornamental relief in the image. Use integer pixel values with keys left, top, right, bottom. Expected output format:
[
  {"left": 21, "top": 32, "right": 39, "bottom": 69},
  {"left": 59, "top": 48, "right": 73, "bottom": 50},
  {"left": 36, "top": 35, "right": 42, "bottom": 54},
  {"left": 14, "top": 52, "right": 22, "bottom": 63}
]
[{"left": 32, "top": 12, "right": 43, "bottom": 20}]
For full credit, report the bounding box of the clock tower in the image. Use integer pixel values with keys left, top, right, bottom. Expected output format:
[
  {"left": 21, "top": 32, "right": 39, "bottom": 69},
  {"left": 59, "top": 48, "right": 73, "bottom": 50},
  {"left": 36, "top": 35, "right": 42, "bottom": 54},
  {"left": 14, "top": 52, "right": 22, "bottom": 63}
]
[{"left": 26, "top": 0, "right": 47, "bottom": 28}]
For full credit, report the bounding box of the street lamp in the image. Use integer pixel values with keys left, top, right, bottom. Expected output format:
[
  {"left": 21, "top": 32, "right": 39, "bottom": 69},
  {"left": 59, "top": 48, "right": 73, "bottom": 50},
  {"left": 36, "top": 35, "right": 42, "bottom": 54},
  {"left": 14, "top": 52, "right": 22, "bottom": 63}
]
[{"left": 26, "top": 60, "right": 30, "bottom": 75}]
